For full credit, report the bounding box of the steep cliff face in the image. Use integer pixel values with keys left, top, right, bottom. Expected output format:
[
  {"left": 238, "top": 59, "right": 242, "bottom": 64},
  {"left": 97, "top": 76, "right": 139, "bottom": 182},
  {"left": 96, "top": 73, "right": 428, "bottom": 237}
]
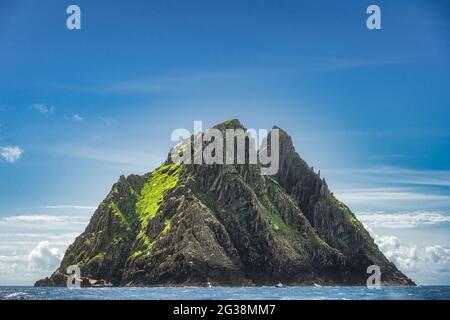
[
  {"left": 35, "top": 120, "right": 414, "bottom": 287},
  {"left": 270, "top": 128, "right": 412, "bottom": 284}
]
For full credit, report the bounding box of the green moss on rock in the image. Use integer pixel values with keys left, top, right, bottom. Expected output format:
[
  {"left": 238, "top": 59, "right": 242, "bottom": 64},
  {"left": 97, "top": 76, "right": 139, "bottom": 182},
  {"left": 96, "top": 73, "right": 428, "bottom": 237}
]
[
  {"left": 136, "top": 163, "right": 180, "bottom": 226},
  {"left": 110, "top": 202, "right": 132, "bottom": 230},
  {"left": 135, "top": 164, "right": 180, "bottom": 249}
]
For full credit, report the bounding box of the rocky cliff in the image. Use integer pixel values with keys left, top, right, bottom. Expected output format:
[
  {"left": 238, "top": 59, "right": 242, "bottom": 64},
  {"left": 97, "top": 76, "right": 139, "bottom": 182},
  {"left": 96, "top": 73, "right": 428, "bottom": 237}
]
[{"left": 35, "top": 120, "right": 414, "bottom": 287}]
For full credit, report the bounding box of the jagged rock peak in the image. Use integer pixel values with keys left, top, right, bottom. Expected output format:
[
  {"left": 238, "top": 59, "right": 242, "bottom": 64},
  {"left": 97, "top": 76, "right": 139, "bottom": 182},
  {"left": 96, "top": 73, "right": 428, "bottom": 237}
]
[
  {"left": 213, "top": 119, "right": 245, "bottom": 131},
  {"left": 35, "top": 119, "right": 415, "bottom": 287}
]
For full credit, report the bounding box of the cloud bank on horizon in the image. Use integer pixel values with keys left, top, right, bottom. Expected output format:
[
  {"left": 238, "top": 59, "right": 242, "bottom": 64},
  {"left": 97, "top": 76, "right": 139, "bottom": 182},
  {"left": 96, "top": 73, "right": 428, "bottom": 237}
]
[{"left": 0, "top": 209, "right": 449, "bottom": 285}]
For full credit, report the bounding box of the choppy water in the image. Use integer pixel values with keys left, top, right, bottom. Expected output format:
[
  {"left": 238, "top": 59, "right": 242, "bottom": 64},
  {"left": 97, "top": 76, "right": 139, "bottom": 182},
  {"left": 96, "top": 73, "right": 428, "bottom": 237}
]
[{"left": 1, "top": 286, "right": 450, "bottom": 300}]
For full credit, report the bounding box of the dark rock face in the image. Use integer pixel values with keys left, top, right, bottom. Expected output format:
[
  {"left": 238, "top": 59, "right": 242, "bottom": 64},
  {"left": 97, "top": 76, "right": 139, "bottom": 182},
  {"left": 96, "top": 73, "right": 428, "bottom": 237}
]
[
  {"left": 271, "top": 128, "right": 414, "bottom": 285},
  {"left": 35, "top": 120, "right": 414, "bottom": 287}
]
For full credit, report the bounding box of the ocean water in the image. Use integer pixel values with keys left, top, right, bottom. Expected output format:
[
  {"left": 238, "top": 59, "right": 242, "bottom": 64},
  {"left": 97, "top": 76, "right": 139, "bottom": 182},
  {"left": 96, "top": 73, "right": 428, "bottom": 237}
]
[{"left": 1, "top": 286, "right": 450, "bottom": 300}]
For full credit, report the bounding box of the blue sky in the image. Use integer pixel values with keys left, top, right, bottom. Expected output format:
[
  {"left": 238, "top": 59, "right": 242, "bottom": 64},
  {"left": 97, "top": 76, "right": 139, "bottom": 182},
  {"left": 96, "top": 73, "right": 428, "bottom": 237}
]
[{"left": 0, "top": 0, "right": 449, "bottom": 285}]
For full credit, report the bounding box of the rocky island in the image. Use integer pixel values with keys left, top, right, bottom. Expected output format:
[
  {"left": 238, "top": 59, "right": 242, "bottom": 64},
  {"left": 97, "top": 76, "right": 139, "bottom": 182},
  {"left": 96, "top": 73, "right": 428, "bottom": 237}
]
[{"left": 35, "top": 120, "right": 414, "bottom": 287}]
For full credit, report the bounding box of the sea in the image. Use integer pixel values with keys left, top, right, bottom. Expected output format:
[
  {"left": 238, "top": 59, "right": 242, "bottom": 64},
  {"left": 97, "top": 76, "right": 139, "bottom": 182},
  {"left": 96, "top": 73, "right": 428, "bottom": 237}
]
[{"left": 1, "top": 286, "right": 450, "bottom": 300}]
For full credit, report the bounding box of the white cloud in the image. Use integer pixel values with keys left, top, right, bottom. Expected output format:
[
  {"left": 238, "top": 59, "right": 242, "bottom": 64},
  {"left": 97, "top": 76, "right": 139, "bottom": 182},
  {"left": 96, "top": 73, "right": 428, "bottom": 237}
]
[
  {"left": 3, "top": 215, "right": 68, "bottom": 223},
  {"left": 71, "top": 114, "right": 83, "bottom": 121},
  {"left": 364, "top": 225, "right": 450, "bottom": 284},
  {"left": 366, "top": 166, "right": 450, "bottom": 188},
  {"left": 334, "top": 187, "right": 450, "bottom": 212},
  {"left": 337, "top": 188, "right": 450, "bottom": 203},
  {"left": 0, "top": 214, "right": 90, "bottom": 240},
  {"left": 1, "top": 214, "right": 90, "bottom": 225},
  {"left": 0, "top": 241, "right": 64, "bottom": 285},
  {"left": 44, "top": 205, "right": 97, "bottom": 210},
  {"left": 357, "top": 211, "right": 450, "bottom": 228},
  {"left": 375, "top": 235, "right": 419, "bottom": 270},
  {"left": 32, "top": 103, "right": 54, "bottom": 114},
  {"left": 0, "top": 146, "right": 23, "bottom": 163},
  {"left": 0, "top": 213, "right": 90, "bottom": 285},
  {"left": 64, "top": 114, "right": 84, "bottom": 122},
  {"left": 27, "top": 241, "right": 62, "bottom": 273},
  {"left": 425, "top": 245, "right": 450, "bottom": 264},
  {"left": 0, "top": 255, "right": 27, "bottom": 263}
]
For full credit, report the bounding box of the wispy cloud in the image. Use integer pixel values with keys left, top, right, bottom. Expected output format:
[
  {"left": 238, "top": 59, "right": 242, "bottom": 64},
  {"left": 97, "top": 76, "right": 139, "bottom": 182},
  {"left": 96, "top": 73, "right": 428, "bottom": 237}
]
[
  {"left": 336, "top": 187, "right": 450, "bottom": 203},
  {"left": 335, "top": 187, "right": 450, "bottom": 212},
  {"left": 300, "top": 129, "right": 450, "bottom": 142},
  {"left": 0, "top": 146, "right": 23, "bottom": 163},
  {"left": 43, "top": 205, "right": 96, "bottom": 210},
  {"left": 310, "top": 57, "right": 414, "bottom": 72},
  {"left": 98, "top": 116, "right": 114, "bottom": 127},
  {"left": 327, "top": 166, "right": 450, "bottom": 188},
  {"left": 365, "top": 166, "right": 450, "bottom": 188},
  {"left": 358, "top": 211, "right": 450, "bottom": 228},
  {"left": 65, "top": 114, "right": 83, "bottom": 122},
  {"left": 325, "top": 166, "right": 450, "bottom": 212},
  {"left": 51, "top": 145, "right": 161, "bottom": 171},
  {"left": 31, "top": 103, "right": 55, "bottom": 114},
  {"left": 3, "top": 215, "right": 65, "bottom": 223},
  {"left": 72, "top": 114, "right": 83, "bottom": 121},
  {"left": 2, "top": 215, "right": 89, "bottom": 225},
  {"left": 65, "top": 71, "right": 245, "bottom": 95}
]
